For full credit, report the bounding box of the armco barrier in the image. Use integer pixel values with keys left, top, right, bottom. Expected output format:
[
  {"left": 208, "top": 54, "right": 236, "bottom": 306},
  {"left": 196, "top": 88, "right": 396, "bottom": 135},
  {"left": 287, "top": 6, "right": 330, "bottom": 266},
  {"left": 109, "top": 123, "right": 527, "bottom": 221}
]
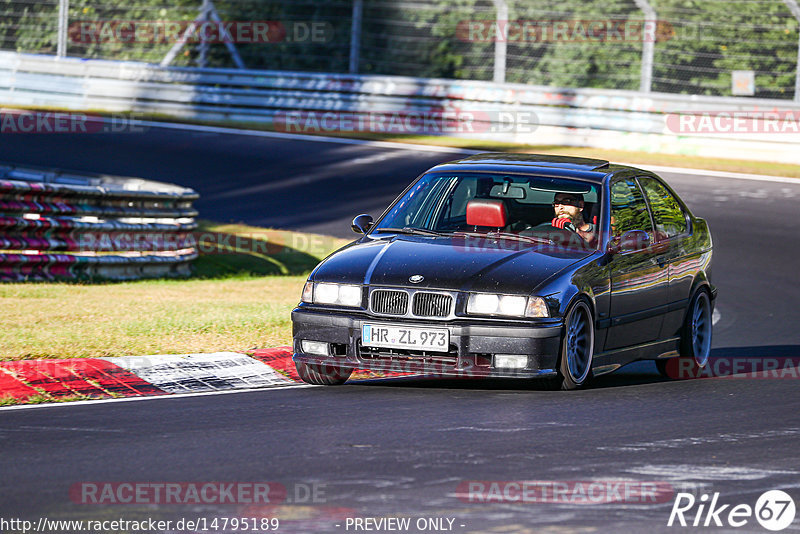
[
  {"left": 0, "top": 51, "right": 798, "bottom": 162},
  {"left": 0, "top": 163, "right": 198, "bottom": 281}
]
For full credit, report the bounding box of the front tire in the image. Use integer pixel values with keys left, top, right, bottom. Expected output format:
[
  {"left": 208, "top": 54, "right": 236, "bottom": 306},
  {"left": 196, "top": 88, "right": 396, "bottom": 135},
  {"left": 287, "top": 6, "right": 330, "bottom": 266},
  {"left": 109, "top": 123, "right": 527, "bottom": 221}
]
[
  {"left": 555, "top": 299, "right": 595, "bottom": 390},
  {"left": 295, "top": 361, "right": 353, "bottom": 385}
]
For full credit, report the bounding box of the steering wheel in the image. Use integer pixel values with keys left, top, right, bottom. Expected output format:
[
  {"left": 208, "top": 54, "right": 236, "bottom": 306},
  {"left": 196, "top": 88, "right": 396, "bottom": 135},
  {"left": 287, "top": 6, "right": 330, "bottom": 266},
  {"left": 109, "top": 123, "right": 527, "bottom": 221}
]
[{"left": 524, "top": 221, "right": 581, "bottom": 240}]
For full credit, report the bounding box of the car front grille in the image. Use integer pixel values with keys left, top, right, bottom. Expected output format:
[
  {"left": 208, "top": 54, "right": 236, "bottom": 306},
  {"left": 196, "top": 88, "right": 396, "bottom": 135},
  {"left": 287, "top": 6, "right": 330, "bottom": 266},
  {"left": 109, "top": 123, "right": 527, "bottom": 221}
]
[
  {"left": 412, "top": 292, "right": 453, "bottom": 318},
  {"left": 358, "top": 345, "right": 458, "bottom": 367},
  {"left": 370, "top": 289, "right": 408, "bottom": 315}
]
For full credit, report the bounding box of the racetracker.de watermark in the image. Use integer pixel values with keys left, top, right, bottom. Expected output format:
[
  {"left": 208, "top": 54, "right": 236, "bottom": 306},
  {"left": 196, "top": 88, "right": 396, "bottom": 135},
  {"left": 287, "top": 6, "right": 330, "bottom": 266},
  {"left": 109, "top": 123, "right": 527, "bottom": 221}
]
[
  {"left": 456, "top": 19, "right": 674, "bottom": 43},
  {"left": 665, "top": 111, "right": 800, "bottom": 134},
  {"left": 0, "top": 110, "right": 146, "bottom": 134},
  {"left": 74, "top": 231, "right": 336, "bottom": 257},
  {"left": 69, "top": 20, "right": 333, "bottom": 44},
  {"left": 664, "top": 356, "right": 800, "bottom": 379},
  {"left": 457, "top": 480, "right": 674, "bottom": 504},
  {"left": 273, "top": 111, "right": 539, "bottom": 135},
  {"left": 69, "top": 482, "right": 327, "bottom": 505}
]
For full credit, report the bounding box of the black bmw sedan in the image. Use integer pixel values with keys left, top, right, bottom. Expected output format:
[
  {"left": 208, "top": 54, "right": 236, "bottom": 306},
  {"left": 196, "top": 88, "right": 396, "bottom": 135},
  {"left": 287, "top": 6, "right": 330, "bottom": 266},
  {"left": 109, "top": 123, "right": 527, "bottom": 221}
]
[{"left": 291, "top": 153, "right": 715, "bottom": 389}]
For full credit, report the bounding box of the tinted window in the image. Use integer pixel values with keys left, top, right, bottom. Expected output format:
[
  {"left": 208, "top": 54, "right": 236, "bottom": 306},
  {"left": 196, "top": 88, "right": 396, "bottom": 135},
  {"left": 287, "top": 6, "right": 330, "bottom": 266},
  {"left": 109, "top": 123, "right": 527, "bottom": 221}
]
[
  {"left": 610, "top": 178, "right": 653, "bottom": 240},
  {"left": 638, "top": 177, "right": 688, "bottom": 239}
]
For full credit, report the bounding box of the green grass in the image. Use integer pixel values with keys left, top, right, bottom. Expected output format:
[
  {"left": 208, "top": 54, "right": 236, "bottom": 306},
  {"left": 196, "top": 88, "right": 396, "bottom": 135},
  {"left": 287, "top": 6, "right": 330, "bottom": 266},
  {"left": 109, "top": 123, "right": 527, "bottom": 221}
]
[
  {"left": 0, "top": 222, "right": 349, "bottom": 360},
  {"left": 192, "top": 220, "right": 347, "bottom": 277}
]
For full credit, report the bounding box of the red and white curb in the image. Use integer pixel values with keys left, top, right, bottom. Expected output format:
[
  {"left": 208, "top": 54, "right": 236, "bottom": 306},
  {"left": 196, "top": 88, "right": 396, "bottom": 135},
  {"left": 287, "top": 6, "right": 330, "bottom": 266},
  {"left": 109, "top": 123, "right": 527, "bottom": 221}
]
[
  {"left": 0, "top": 347, "right": 410, "bottom": 406},
  {"left": 0, "top": 347, "right": 303, "bottom": 404}
]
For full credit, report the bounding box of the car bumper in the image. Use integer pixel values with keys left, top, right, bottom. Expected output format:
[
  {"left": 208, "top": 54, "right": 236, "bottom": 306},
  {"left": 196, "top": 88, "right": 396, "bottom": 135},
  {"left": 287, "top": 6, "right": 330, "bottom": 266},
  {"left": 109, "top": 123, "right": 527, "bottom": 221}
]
[{"left": 291, "top": 308, "right": 562, "bottom": 379}]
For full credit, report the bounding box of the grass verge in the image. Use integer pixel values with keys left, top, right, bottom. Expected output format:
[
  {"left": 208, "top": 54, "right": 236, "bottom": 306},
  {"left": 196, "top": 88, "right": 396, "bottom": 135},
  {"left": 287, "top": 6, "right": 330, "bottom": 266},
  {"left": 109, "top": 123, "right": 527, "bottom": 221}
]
[{"left": 0, "top": 221, "right": 349, "bottom": 360}]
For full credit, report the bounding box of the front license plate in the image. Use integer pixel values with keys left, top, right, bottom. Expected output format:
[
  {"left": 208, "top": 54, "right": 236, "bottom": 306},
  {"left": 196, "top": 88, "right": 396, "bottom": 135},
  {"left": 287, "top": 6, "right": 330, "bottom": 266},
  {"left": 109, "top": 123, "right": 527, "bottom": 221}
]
[{"left": 362, "top": 324, "right": 450, "bottom": 353}]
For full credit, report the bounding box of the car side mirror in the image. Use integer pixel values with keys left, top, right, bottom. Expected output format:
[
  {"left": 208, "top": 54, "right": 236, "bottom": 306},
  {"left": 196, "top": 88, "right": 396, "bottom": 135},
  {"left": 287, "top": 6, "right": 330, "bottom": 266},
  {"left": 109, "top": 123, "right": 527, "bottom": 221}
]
[{"left": 351, "top": 214, "right": 374, "bottom": 234}]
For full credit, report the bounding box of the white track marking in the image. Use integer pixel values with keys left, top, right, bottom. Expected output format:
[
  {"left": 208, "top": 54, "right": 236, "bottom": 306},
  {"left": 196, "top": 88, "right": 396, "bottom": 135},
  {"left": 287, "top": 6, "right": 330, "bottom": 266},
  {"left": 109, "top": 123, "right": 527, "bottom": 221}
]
[
  {"left": 100, "top": 352, "right": 293, "bottom": 393},
  {"left": 134, "top": 119, "right": 800, "bottom": 183},
  {"left": 600, "top": 428, "right": 800, "bottom": 454},
  {"left": 713, "top": 307, "right": 721, "bottom": 325},
  {"left": 134, "top": 119, "right": 472, "bottom": 154},
  {"left": 0, "top": 382, "right": 315, "bottom": 412},
  {"left": 627, "top": 464, "right": 800, "bottom": 481}
]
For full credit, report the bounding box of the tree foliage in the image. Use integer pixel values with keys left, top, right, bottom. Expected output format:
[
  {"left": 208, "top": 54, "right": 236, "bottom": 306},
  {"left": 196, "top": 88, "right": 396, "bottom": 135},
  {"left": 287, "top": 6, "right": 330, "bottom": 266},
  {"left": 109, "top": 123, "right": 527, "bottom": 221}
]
[{"left": 1, "top": 0, "right": 797, "bottom": 98}]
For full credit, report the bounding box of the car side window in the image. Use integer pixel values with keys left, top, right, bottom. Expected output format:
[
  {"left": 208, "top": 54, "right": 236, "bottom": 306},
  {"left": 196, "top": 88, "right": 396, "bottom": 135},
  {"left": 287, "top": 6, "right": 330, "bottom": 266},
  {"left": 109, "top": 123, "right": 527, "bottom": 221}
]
[
  {"left": 610, "top": 178, "right": 653, "bottom": 240},
  {"left": 638, "top": 176, "right": 688, "bottom": 239}
]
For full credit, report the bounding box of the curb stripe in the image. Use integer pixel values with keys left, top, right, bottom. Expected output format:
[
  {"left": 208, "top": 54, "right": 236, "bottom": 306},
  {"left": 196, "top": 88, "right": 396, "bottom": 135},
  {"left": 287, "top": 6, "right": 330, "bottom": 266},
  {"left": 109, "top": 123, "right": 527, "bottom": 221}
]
[
  {"left": 250, "top": 347, "right": 300, "bottom": 382},
  {"left": 0, "top": 360, "right": 93, "bottom": 398},
  {"left": 76, "top": 359, "right": 167, "bottom": 397},
  {"left": 0, "top": 368, "right": 39, "bottom": 400},
  {"left": 0, "top": 359, "right": 169, "bottom": 400},
  {"left": 82, "top": 359, "right": 168, "bottom": 396}
]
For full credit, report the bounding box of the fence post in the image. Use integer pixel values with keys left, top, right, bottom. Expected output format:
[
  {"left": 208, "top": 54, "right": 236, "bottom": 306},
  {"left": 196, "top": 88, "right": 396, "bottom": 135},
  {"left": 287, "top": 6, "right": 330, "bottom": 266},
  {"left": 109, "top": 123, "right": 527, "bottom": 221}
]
[
  {"left": 197, "top": 0, "right": 211, "bottom": 68},
  {"left": 493, "top": 0, "right": 507, "bottom": 83},
  {"left": 56, "top": 0, "right": 69, "bottom": 57},
  {"left": 633, "top": 0, "right": 655, "bottom": 92},
  {"left": 161, "top": 0, "right": 244, "bottom": 69},
  {"left": 783, "top": 0, "right": 800, "bottom": 102},
  {"left": 349, "top": 0, "right": 363, "bottom": 74}
]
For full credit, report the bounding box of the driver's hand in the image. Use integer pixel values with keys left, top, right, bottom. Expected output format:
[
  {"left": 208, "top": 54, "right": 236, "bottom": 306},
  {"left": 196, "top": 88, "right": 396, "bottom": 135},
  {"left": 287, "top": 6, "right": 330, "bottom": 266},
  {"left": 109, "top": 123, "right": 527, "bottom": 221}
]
[{"left": 551, "top": 217, "right": 577, "bottom": 232}]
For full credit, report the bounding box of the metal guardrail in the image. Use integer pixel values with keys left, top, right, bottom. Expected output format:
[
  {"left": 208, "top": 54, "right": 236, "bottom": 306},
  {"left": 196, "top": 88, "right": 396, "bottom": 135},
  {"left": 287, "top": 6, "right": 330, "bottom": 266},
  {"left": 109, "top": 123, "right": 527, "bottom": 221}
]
[
  {"left": 0, "top": 51, "right": 798, "bottom": 162},
  {"left": 0, "top": 163, "right": 198, "bottom": 281}
]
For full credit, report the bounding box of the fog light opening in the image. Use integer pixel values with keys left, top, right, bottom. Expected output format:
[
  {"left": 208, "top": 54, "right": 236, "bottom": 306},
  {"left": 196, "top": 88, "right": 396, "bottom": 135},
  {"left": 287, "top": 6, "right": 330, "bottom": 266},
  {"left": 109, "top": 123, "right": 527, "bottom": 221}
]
[
  {"left": 301, "top": 340, "right": 330, "bottom": 356},
  {"left": 494, "top": 354, "right": 528, "bottom": 369}
]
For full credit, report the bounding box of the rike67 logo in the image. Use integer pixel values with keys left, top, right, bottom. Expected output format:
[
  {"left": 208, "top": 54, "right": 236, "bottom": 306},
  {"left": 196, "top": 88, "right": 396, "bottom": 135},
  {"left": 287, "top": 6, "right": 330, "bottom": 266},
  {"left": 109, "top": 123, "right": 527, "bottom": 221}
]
[{"left": 668, "top": 490, "right": 796, "bottom": 531}]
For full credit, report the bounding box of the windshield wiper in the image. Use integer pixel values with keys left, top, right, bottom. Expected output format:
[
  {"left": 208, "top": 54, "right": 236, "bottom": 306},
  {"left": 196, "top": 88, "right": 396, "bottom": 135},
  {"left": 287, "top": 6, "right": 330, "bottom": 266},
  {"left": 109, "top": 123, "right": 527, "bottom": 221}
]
[
  {"left": 457, "top": 231, "right": 554, "bottom": 245},
  {"left": 374, "top": 227, "right": 448, "bottom": 236}
]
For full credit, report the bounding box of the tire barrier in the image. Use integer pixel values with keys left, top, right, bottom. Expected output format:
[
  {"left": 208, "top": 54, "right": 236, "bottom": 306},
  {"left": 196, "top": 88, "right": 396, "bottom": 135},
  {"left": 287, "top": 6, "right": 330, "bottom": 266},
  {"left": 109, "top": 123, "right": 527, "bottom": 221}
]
[
  {"left": 0, "top": 51, "right": 798, "bottom": 163},
  {"left": 0, "top": 163, "right": 198, "bottom": 281}
]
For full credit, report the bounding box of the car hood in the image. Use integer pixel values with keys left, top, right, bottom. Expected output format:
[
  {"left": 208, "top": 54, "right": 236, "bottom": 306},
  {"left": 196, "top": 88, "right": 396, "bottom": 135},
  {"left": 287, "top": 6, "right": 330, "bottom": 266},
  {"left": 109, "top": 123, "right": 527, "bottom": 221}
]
[{"left": 312, "top": 235, "right": 594, "bottom": 294}]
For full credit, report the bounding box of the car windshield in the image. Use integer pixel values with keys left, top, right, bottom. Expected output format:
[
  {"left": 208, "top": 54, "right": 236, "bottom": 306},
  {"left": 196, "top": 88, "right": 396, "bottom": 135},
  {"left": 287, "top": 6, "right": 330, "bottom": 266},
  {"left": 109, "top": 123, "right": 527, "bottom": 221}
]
[{"left": 372, "top": 172, "right": 602, "bottom": 250}]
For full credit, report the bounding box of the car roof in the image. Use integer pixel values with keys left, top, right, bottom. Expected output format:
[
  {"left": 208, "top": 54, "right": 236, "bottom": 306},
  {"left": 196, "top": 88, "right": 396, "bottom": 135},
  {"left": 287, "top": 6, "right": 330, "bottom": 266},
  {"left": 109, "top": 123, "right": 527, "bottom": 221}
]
[{"left": 428, "top": 153, "right": 648, "bottom": 183}]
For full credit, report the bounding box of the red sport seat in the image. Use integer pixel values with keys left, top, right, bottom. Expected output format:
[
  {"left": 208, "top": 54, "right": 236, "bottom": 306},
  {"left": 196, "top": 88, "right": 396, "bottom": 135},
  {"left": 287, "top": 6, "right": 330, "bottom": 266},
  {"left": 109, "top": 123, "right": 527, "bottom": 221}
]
[{"left": 466, "top": 199, "right": 508, "bottom": 228}]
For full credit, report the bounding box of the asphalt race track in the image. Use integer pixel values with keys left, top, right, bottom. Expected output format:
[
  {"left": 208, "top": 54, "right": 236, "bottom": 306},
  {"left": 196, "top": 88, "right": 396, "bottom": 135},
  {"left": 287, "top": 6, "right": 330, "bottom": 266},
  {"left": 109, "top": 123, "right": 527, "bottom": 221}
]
[{"left": 1, "top": 125, "right": 799, "bottom": 533}]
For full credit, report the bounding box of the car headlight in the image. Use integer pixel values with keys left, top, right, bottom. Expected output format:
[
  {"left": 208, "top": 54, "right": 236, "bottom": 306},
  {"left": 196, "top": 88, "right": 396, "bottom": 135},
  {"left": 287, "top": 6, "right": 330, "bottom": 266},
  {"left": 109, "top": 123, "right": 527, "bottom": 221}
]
[
  {"left": 302, "top": 281, "right": 363, "bottom": 307},
  {"left": 467, "top": 293, "right": 549, "bottom": 318}
]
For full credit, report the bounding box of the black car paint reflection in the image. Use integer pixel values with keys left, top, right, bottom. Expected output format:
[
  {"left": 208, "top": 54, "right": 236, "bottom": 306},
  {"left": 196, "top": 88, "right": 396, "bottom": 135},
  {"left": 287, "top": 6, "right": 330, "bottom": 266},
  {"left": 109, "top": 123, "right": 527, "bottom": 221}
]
[{"left": 291, "top": 154, "right": 715, "bottom": 390}]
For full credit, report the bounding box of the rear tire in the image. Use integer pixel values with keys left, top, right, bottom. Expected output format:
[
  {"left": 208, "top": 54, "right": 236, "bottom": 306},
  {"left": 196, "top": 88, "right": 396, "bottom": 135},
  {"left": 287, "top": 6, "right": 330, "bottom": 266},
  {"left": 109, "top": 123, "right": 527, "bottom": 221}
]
[
  {"left": 554, "top": 299, "right": 595, "bottom": 390},
  {"left": 656, "top": 289, "right": 712, "bottom": 379},
  {"left": 295, "top": 361, "right": 352, "bottom": 385}
]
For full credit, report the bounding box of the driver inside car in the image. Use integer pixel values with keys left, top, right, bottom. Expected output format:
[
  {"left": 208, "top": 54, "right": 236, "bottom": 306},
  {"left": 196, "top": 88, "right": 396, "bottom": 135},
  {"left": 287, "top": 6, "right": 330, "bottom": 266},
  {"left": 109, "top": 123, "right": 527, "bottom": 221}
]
[{"left": 551, "top": 192, "right": 597, "bottom": 247}]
